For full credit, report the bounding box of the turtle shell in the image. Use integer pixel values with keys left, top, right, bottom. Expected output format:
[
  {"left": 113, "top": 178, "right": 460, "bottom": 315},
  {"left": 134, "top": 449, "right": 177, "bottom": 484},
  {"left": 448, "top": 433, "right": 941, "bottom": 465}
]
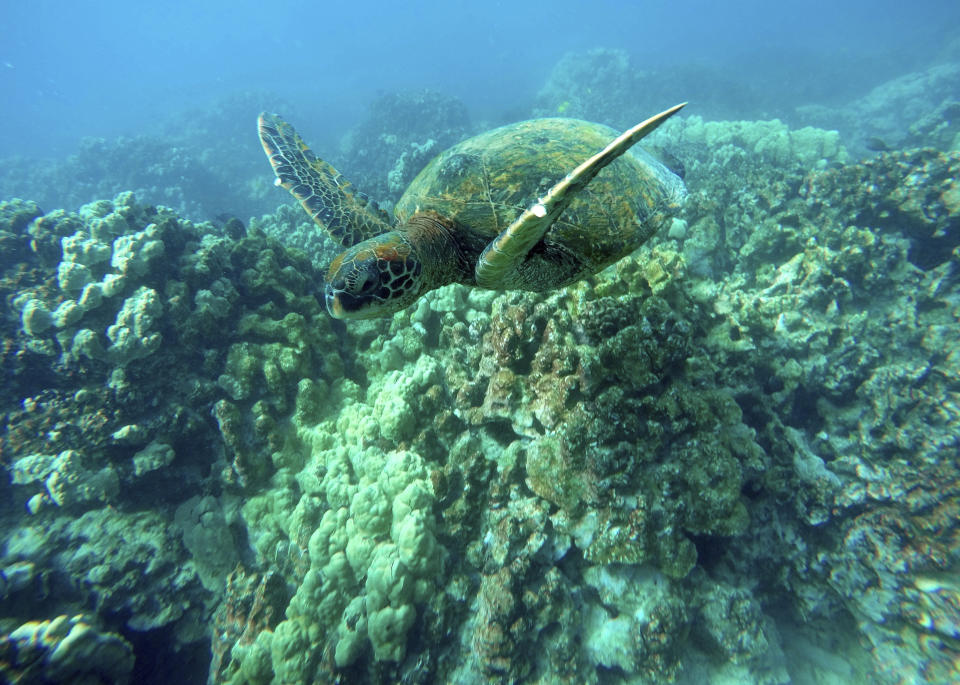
[{"left": 393, "top": 118, "right": 685, "bottom": 280}]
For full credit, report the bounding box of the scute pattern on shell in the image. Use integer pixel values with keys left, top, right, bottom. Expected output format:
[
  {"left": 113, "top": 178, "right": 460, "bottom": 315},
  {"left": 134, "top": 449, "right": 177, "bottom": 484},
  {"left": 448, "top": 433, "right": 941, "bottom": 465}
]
[{"left": 395, "top": 118, "right": 685, "bottom": 280}]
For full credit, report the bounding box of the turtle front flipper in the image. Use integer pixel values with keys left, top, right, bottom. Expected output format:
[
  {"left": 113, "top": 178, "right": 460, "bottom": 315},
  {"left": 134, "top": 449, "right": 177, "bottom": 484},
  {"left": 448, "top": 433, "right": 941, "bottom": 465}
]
[
  {"left": 475, "top": 102, "right": 686, "bottom": 289},
  {"left": 258, "top": 112, "right": 392, "bottom": 247}
]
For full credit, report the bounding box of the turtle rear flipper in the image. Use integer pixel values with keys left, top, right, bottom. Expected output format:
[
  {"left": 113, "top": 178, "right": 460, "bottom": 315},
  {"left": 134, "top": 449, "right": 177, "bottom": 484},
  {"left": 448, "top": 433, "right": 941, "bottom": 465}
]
[
  {"left": 475, "top": 102, "right": 686, "bottom": 289},
  {"left": 258, "top": 113, "right": 392, "bottom": 247}
]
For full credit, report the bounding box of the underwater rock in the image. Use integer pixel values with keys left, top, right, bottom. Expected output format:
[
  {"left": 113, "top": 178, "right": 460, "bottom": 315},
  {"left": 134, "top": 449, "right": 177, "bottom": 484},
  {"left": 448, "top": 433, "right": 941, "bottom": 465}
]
[
  {"left": 267, "top": 449, "right": 439, "bottom": 672},
  {"left": 110, "top": 223, "right": 165, "bottom": 276},
  {"left": 0, "top": 615, "right": 134, "bottom": 685},
  {"left": 455, "top": 284, "right": 759, "bottom": 577},
  {"left": 802, "top": 147, "right": 960, "bottom": 269},
  {"left": 44, "top": 448, "right": 120, "bottom": 508},
  {"left": 681, "top": 141, "right": 960, "bottom": 683},
  {"left": 56, "top": 509, "right": 206, "bottom": 632},
  {"left": 458, "top": 493, "right": 582, "bottom": 681},
  {"left": 131, "top": 440, "right": 175, "bottom": 476},
  {"left": 581, "top": 565, "right": 688, "bottom": 678},
  {"left": 691, "top": 577, "right": 779, "bottom": 668},
  {"left": 339, "top": 89, "right": 472, "bottom": 206},
  {"left": 0, "top": 92, "right": 285, "bottom": 222},
  {"left": 0, "top": 199, "right": 43, "bottom": 255},
  {"left": 19, "top": 298, "right": 52, "bottom": 336},
  {"left": 0, "top": 191, "right": 350, "bottom": 680},
  {"left": 670, "top": 115, "right": 847, "bottom": 169},
  {"left": 534, "top": 47, "right": 770, "bottom": 129},
  {"left": 0, "top": 502, "right": 209, "bottom": 664},
  {"left": 174, "top": 495, "right": 241, "bottom": 593},
  {"left": 250, "top": 203, "right": 339, "bottom": 273},
  {"left": 105, "top": 286, "right": 163, "bottom": 366},
  {"left": 208, "top": 565, "right": 288, "bottom": 685},
  {"left": 10, "top": 449, "right": 118, "bottom": 511},
  {"left": 798, "top": 62, "right": 960, "bottom": 156}
]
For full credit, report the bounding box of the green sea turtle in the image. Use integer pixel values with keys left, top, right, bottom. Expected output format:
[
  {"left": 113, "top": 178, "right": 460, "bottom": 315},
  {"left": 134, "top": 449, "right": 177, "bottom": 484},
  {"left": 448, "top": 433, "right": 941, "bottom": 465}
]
[{"left": 258, "top": 103, "right": 687, "bottom": 319}]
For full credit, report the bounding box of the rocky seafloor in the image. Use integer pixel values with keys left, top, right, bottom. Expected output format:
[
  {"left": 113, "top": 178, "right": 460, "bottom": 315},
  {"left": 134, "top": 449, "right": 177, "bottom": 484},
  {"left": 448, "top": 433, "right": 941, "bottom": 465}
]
[{"left": 2, "top": 51, "right": 960, "bottom": 685}]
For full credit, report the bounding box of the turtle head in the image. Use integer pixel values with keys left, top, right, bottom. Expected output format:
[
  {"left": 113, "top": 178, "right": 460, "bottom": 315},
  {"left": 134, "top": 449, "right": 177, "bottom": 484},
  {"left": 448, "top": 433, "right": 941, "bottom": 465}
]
[{"left": 324, "top": 232, "right": 424, "bottom": 319}]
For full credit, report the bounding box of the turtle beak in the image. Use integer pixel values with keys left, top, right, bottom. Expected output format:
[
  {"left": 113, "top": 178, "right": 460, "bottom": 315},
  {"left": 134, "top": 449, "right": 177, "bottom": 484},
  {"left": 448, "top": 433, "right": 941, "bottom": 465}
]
[
  {"left": 325, "top": 284, "right": 366, "bottom": 319},
  {"left": 324, "top": 285, "right": 344, "bottom": 318}
]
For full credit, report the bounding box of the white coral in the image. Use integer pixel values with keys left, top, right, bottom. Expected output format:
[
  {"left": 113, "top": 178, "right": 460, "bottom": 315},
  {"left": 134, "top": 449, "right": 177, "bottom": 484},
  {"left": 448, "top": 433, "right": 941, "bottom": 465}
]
[
  {"left": 110, "top": 224, "right": 164, "bottom": 276},
  {"left": 106, "top": 286, "right": 162, "bottom": 365}
]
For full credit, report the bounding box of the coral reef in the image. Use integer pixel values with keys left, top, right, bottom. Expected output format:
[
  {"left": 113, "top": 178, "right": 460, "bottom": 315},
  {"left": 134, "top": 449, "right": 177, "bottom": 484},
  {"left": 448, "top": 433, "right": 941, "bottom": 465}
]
[
  {"left": 533, "top": 48, "right": 778, "bottom": 130},
  {"left": 337, "top": 89, "right": 472, "bottom": 206},
  {"left": 536, "top": 49, "right": 960, "bottom": 161},
  {"left": 0, "top": 190, "right": 347, "bottom": 682},
  {"left": 0, "top": 92, "right": 287, "bottom": 222},
  {"left": 798, "top": 62, "right": 960, "bottom": 157},
  {"left": 0, "top": 614, "right": 134, "bottom": 684},
  {"left": 2, "top": 73, "right": 959, "bottom": 684},
  {"left": 204, "top": 117, "right": 958, "bottom": 682}
]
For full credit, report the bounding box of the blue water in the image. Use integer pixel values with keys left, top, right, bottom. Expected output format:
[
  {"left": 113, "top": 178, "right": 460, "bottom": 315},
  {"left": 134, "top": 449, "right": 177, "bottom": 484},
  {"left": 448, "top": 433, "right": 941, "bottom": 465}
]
[{"left": 1, "top": 0, "right": 956, "bottom": 157}]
